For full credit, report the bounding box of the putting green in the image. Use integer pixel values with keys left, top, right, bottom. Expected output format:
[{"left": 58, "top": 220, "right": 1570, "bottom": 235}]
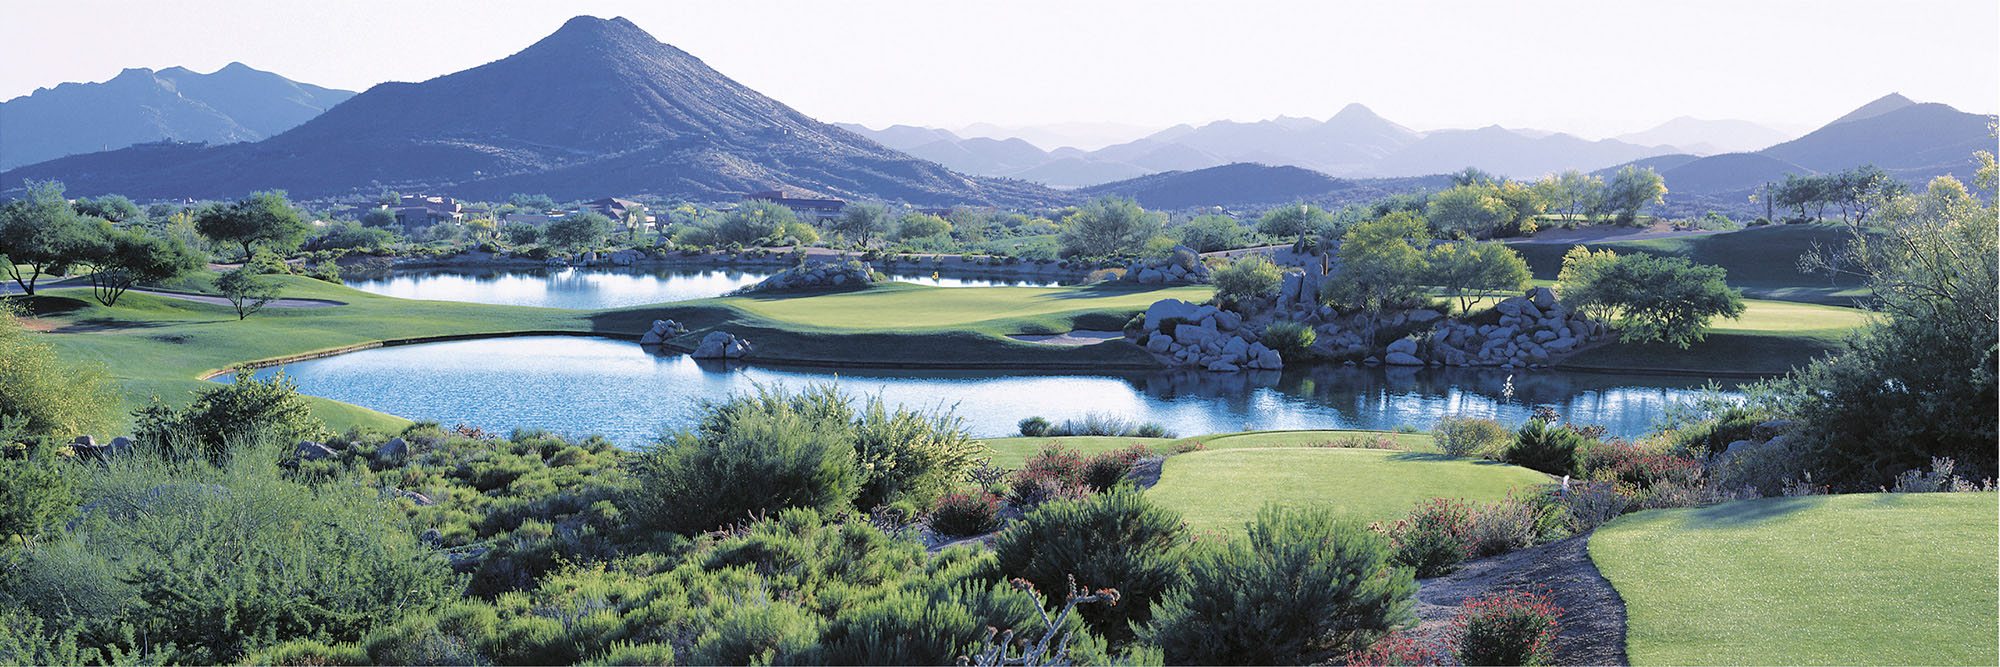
[
  {"left": 1591, "top": 492, "right": 1999, "bottom": 666},
  {"left": 1147, "top": 447, "right": 1549, "bottom": 535},
  {"left": 979, "top": 429, "right": 1436, "bottom": 468},
  {"left": 729, "top": 283, "right": 1208, "bottom": 330}
]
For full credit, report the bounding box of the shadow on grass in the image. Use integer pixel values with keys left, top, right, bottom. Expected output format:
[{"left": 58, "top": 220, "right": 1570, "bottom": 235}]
[
  {"left": 1683, "top": 495, "right": 1816, "bottom": 527},
  {"left": 1386, "top": 451, "right": 1513, "bottom": 465},
  {"left": 1039, "top": 282, "right": 1179, "bottom": 300},
  {"left": 3, "top": 293, "right": 90, "bottom": 318}
]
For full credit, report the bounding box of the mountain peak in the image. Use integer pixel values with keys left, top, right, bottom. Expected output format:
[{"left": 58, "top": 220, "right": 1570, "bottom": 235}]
[
  {"left": 1332, "top": 102, "right": 1380, "bottom": 120},
  {"left": 1826, "top": 93, "right": 1916, "bottom": 127}
]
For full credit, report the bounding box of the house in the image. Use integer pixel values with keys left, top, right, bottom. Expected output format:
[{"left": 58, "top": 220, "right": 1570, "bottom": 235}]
[
  {"left": 391, "top": 195, "right": 463, "bottom": 230},
  {"left": 743, "top": 189, "right": 845, "bottom": 221}
]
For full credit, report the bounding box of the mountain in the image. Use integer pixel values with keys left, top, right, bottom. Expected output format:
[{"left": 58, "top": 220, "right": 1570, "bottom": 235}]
[
  {"left": 831, "top": 122, "right": 959, "bottom": 151},
  {"left": 1077, "top": 162, "right": 1449, "bottom": 210},
  {"left": 2, "top": 17, "right": 1061, "bottom": 206},
  {"left": 1617, "top": 94, "right": 1996, "bottom": 196},
  {"left": 1375, "top": 126, "right": 1676, "bottom": 180},
  {"left": 955, "top": 121, "right": 1161, "bottom": 151},
  {"left": 1613, "top": 117, "right": 1793, "bottom": 155},
  {"left": 0, "top": 63, "right": 354, "bottom": 170}
]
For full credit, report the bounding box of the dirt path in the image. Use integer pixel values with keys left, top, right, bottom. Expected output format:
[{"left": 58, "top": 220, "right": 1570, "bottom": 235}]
[{"left": 1410, "top": 533, "right": 1628, "bottom": 666}]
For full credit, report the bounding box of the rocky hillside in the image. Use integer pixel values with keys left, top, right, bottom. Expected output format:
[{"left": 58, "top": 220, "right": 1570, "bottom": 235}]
[{"left": 1, "top": 16, "right": 1062, "bottom": 207}]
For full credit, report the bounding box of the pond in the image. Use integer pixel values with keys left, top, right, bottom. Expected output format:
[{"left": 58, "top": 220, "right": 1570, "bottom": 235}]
[
  {"left": 342, "top": 267, "right": 1069, "bottom": 309},
  {"left": 234, "top": 336, "right": 1736, "bottom": 444}
]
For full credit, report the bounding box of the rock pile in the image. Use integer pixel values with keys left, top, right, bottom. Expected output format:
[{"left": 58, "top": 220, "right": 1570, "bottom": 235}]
[
  {"left": 70, "top": 435, "right": 133, "bottom": 460},
  {"left": 1135, "top": 299, "right": 1283, "bottom": 371},
  {"left": 739, "top": 260, "right": 875, "bottom": 292},
  {"left": 639, "top": 319, "right": 688, "bottom": 344},
  {"left": 691, "top": 331, "right": 753, "bottom": 359},
  {"left": 606, "top": 249, "right": 643, "bottom": 266},
  {"left": 1121, "top": 245, "right": 1212, "bottom": 285},
  {"left": 1388, "top": 288, "right": 1606, "bottom": 368}
]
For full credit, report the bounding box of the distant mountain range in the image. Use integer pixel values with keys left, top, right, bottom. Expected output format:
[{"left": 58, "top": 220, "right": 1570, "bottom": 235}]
[
  {"left": 1605, "top": 93, "right": 1997, "bottom": 198},
  {"left": 1076, "top": 163, "right": 1449, "bottom": 210},
  {"left": 842, "top": 106, "right": 1797, "bottom": 187},
  {"left": 0, "top": 63, "right": 354, "bottom": 170},
  {"left": 0, "top": 16, "right": 1058, "bottom": 206}
]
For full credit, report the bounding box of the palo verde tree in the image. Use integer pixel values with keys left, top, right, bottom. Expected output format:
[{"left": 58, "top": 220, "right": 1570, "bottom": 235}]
[
  {"left": 77, "top": 223, "right": 204, "bottom": 306},
  {"left": 1534, "top": 169, "right": 1605, "bottom": 222},
  {"left": 1556, "top": 248, "right": 1744, "bottom": 348},
  {"left": 1059, "top": 196, "right": 1163, "bottom": 258},
  {"left": 1323, "top": 211, "right": 1432, "bottom": 342},
  {"left": 830, "top": 201, "right": 889, "bottom": 246},
  {"left": 543, "top": 212, "right": 614, "bottom": 251},
  {"left": 216, "top": 267, "right": 283, "bottom": 320},
  {"left": 0, "top": 180, "right": 92, "bottom": 295},
  {"left": 1601, "top": 166, "right": 1668, "bottom": 224},
  {"left": 1425, "top": 241, "right": 1531, "bottom": 312},
  {"left": 1257, "top": 202, "right": 1334, "bottom": 245},
  {"left": 195, "top": 190, "right": 312, "bottom": 261}
]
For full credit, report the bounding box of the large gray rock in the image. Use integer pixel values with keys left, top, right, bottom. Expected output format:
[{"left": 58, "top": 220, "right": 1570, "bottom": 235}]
[
  {"left": 1144, "top": 299, "right": 1197, "bottom": 331},
  {"left": 376, "top": 438, "right": 409, "bottom": 463},
  {"left": 1406, "top": 309, "right": 1443, "bottom": 324},
  {"left": 1221, "top": 336, "right": 1250, "bottom": 361},
  {"left": 692, "top": 331, "right": 740, "bottom": 359},
  {"left": 1205, "top": 360, "right": 1241, "bottom": 372},
  {"left": 1530, "top": 286, "right": 1558, "bottom": 309},
  {"left": 1249, "top": 347, "right": 1283, "bottom": 370},
  {"left": 295, "top": 441, "right": 335, "bottom": 461},
  {"left": 1214, "top": 310, "right": 1243, "bottom": 331},
  {"left": 1752, "top": 420, "right": 1800, "bottom": 442},
  {"left": 1385, "top": 351, "right": 1425, "bottom": 366},
  {"left": 639, "top": 319, "right": 687, "bottom": 345},
  {"left": 1146, "top": 333, "right": 1174, "bottom": 353},
  {"left": 1386, "top": 337, "right": 1419, "bottom": 355}
]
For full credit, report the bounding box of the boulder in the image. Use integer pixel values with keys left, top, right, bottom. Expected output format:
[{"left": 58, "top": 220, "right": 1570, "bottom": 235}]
[
  {"left": 295, "top": 441, "right": 335, "bottom": 461},
  {"left": 376, "top": 438, "right": 409, "bottom": 463},
  {"left": 1221, "top": 336, "right": 1250, "bottom": 361},
  {"left": 1752, "top": 420, "right": 1800, "bottom": 442},
  {"left": 1144, "top": 299, "right": 1197, "bottom": 331},
  {"left": 1495, "top": 299, "right": 1524, "bottom": 317},
  {"left": 1278, "top": 272, "right": 1304, "bottom": 306},
  {"left": 1214, "top": 310, "right": 1243, "bottom": 331},
  {"left": 639, "top": 319, "right": 687, "bottom": 345},
  {"left": 1532, "top": 330, "right": 1558, "bottom": 343},
  {"left": 1530, "top": 286, "right": 1558, "bottom": 309},
  {"left": 691, "top": 331, "right": 738, "bottom": 359},
  {"left": 1385, "top": 351, "right": 1425, "bottom": 366},
  {"left": 1205, "top": 360, "right": 1241, "bottom": 372},
  {"left": 1406, "top": 309, "right": 1444, "bottom": 324},
  {"left": 1386, "top": 338, "right": 1419, "bottom": 355},
  {"left": 1249, "top": 348, "right": 1284, "bottom": 370},
  {"left": 1145, "top": 333, "right": 1174, "bottom": 353}
]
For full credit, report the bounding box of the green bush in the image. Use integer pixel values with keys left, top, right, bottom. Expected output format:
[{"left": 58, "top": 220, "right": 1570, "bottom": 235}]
[
  {"left": 0, "top": 305, "right": 117, "bottom": 440},
  {"left": 132, "top": 369, "right": 330, "bottom": 465},
  {"left": 0, "top": 447, "right": 74, "bottom": 543},
  {"left": 686, "top": 601, "right": 821, "bottom": 665},
  {"left": 1381, "top": 498, "right": 1475, "bottom": 578},
  {"left": 1506, "top": 419, "right": 1591, "bottom": 477},
  {"left": 804, "top": 579, "right": 1058, "bottom": 665},
  {"left": 850, "top": 397, "right": 982, "bottom": 509},
  {"left": 929, "top": 491, "right": 1002, "bottom": 537},
  {"left": 1141, "top": 505, "right": 1415, "bottom": 664},
  {"left": 1666, "top": 407, "right": 1762, "bottom": 456},
  {"left": 1081, "top": 444, "right": 1155, "bottom": 492},
  {"left": 629, "top": 396, "right": 859, "bottom": 535},
  {"left": 1212, "top": 255, "right": 1283, "bottom": 307},
  {"left": 1018, "top": 416, "right": 1051, "bottom": 437},
  {"left": 1259, "top": 320, "right": 1318, "bottom": 361},
  {"left": 1452, "top": 591, "right": 1563, "bottom": 666},
  {"left": 1434, "top": 415, "right": 1512, "bottom": 458},
  {"left": 992, "top": 486, "right": 1186, "bottom": 644}
]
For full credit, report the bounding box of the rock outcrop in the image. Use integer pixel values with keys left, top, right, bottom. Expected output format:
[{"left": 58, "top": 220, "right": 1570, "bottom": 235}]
[
  {"left": 691, "top": 331, "right": 752, "bottom": 359},
  {"left": 738, "top": 260, "right": 875, "bottom": 292},
  {"left": 1407, "top": 288, "right": 1606, "bottom": 368},
  {"left": 639, "top": 319, "right": 688, "bottom": 344},
  {"left": 1134, "top": 299, "right": 1282, "bottom": 371},
  {"left": 1121, "top": 246, "right": 1212, "bottom": 285}
]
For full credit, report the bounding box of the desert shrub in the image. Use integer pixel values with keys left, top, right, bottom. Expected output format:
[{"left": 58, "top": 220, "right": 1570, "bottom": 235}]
[
  {"left": 1043, "top": 412, "right": 1176, "bottom": 438},
  {"left": 685, "top": 600, "right": 821, "bottom": 665},
  {"left": 1318, "top": 434, "right": 1402, "bottom": 450},
  {"left": 1081, "top": 445, "right": 1156, "bottom": 492},
  {"left": 929, "top": 491, "right": 1003, "bottom": 537},
  {"left": 1211, "top": 255, "right": 1284, "bottom": 307},
  {"left": 1453, "top": 590, "right": 1563, "bottom": 666},
  {"left": 244, "top": 639, "right": 373, "bottom": 666},
  {"left": 1018, "top": 416, "right": 1051, "bottom": 437},
  {"left": 1889, "top": 457, "right": 1993, "bottom": 493},
  {"left": 1505, "top": 419, "right": 1591, "bottom": 476},
  {"left": 1259, "top": 321, "right": 1317, "bottom": 360},
  {"left": 1666, "top": 407, "right": 1763, "bottom": 455},
  {"left": 1141, "top": 505, "right": 1414, "bottom": 664},
  {"left": 1378, "top": 498, "right": 1475, "bottom": 578},
  {"left": 1463, "top": 494, "right": 1553, "bottom": 558},
  {"left": 992, "top": 486, "right": 1187, "bottom": 644},
  {"left": 1434, "top": 415, "right": 1512, "bottom": 458},
  {"left": 0, "top": 305, "right": 118, "bottom": 440},
  {"left": 629, "top": 391, "right": 860, "bottom": 535},
  {"left": 850, "top": 396, "right": 982, "bottom": 509},
  {"left": 1343, "top": 631, "right": 1449, "bottom": 666},
  {"left": 0, "top": 447, "right": 74, "bottom": 543},
  {"left": 1554, "top": 480, "right": 1636, "bottom": 533},
  {"left": 803, "top": 578, "right": 1067, "bottom": 666},
  {"left": 0, "top": 607, "right": 94, "bottom": 666},
  {"left": 592, "top": 641, "right": 677, "bottom": 666},
  {"left": 132, "top": 369, "right": 330, "bottom": 465}
]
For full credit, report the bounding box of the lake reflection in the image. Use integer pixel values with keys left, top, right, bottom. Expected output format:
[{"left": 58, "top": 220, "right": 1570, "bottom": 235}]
[
  {"left": 343, "top": 267, "right": 1068, "bottom": 309},
  {"left": 236, "top": 336, "right": 1735, "bottom": 444}
]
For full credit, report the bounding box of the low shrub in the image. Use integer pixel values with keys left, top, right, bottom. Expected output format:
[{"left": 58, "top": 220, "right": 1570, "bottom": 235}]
[
  {"left": 1342, "top": 631, "right": 1449, "bottom": 667},
  {"left": 1506, "top": 419, "right": 1592, "bottom": 477},
  {"left": 992, "top": 487, "right": 1187, "bottom": 645},
  {"left": 132, "top": 369, "right": 330, "bottom": 465},
  {"left": 1141, "top": 505, "right": 1414, "bottom": 664},
  {"left": 1664, "top": 406, "right": 1763, "bottom": 456},
  {"left": 1081, "top": 445, "right": 1156, "bottom": 492},
  {"left": 1452, "top": 590, "right": 1563, "bottom": 666},
  {"left": 1554, "top": 480, "right": 1635, "bottom": 533},
  {"left": 928, "top": 491, "right": 1003, "bottom": 537},
  {"left": 1259, "top": 321, "right": 1317, "bottom": 361},
  {"left": 1039, "top": 412, "right": 1177, "bottom": 439},
  {"left": 1378, "top": 498, "right": 1475, "bottom": 578},
  {"left": 1318, "top": 434, "right": 1402, "bottom": 450},
  {"left": 1211, "top": 256, "right": 1283, "bottom": 307},
  {"left": 1434, "top": 415, "right": 1512, "bottom": 458},
  {"left": 628, "top": 391, "right": 861, "bottom": 535},
  {"left": 1463, "top": 493, "right": 1552, "bottom": 558},
  {"left": 1888, "top": 457, "right": 1994, "bottom": 493}
]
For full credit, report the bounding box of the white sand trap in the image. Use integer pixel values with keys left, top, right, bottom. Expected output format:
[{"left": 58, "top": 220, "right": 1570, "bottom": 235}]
[{"left": 1007, "top": 330, "right": 1125, "bottom": 346}]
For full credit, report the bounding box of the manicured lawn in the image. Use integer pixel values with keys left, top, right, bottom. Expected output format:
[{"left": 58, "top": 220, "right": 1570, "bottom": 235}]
[
  {"left": 13, "top": 276, "right": 1204, "bottom": 434},
  {"left": 1560, "top": 299, "right": 1869, "bottom": 376},
  {"left": 979, "top": 429, "right": 1436, "bottom": 468},
  {"left": 1591, "top": 493, "right": 1999, "bottom": 666},
  {"left": 1146, "top": 447, "right": 1550, "bottom": 534},
  {"left": 1509, "top": 224, "right": 1869, "bottom": 306}
]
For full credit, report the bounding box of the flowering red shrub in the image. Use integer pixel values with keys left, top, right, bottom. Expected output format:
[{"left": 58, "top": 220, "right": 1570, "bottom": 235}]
[
  {"left": 1341, "top": 631, "right": 1447, "bottom": 666},
  {"left": 928, "top": 491, "right": 1002, "bottom": 536},
  {"left": 1452, "top": 590, "right": 1563, "bottom": 666},
  {"left": 1082, "top": 444, "right": 1156, "bottom": 491},
  {"left": 1577, "top": 439, "right": 1704, "bottom": 490},
  {"left": 1374, "top": 498, "right": 1476, "bottom": 578},
  {"left": 1169, "top": 439, "right": 1205, "bottom": 454},
  {"left": 1314, "top": 435, "right": 1401, "bottom": 450},
  {"left": 1008, "top": 443, "right": 1091, "bottom": 507}
]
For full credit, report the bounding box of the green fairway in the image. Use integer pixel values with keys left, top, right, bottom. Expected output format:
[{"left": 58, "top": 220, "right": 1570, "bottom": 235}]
[
  {"left": 1146, "top": 447, "right": 1550, "bottom": 534},
  {"left": 1591, "top": 493, "right": 1999, "bottom": 666},
  {"left": 16, "top": 276, "right": 1201, "bottom": 433},
  {"left": 1561, "top": 299, "right": 1870, "bottom": 376},
  {"left": 979, "top": 429, "right": 1436, "bottom": 468},
  {"left": 1509, "top": 224, "right": 1870, "bottom": 305}
]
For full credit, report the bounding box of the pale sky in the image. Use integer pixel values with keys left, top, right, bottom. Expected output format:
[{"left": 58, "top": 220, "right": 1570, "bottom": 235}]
[{"left": 4, "top": 0, "right": 1995, "bottom": 140}]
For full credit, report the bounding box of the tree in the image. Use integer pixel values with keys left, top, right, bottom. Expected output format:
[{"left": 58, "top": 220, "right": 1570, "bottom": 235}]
[
  {"left": 1558, "top": 250, "right": 1744, "bottom": 347},
  {"left": 712, "top": 201, "right": 796, "bottom": 247},
  {"left": 0, "top": 180, "right": 92, "bottom": 295},
  {"left": 893, "top": 213, "right": 951, "bottom": 241},
  {"left": 543, "top": 212, "right": 614, "bottom": 251},
  {"left": 1770, "top": 173, "right": 1833, "bottom": 221},
  {"left": 78, "top": 223, "right": 204, "bottom": 306},
  {"left": 508, "top": 193, "right": 558, "bottom": 211},
  {"left": 1426, "top": 185, "right": 1513, "bottom": 238},
  {"left": 1211, "top": 255, "right": 1283, "bottom": 308},
  {"left": 72, "top": 194, "right": 141, "bottom": 223},
  {"left": 216, "top": 267, "right": 282, "bottom": 320},
  {"left": 1325, "top": 212, "right": 1432, "bottom": 341},
  {"left": 501, "top": 221, "right": 540, "bottom": 245},
  {"left": 1601, "top": 166, "right": 1667, "bottom": 224},
  {"left": 831, "top": 202, "right": 888, "bottom": 246},
  {"left": 1175, "top": 214, "right": 1250, "bottom": 252},
  {"left": 1448, "top": 167, "right": 1499, "bottom": 187},
  {"left": 1425, "top": 241, "right": 1530, "bottom": 312},
  {"left": 0, "top": 303, "right": 117, "bottom": 440},
  {"left": 1058, "top": 196, "right": 1163, "bottom": 258},
  {"left": 361, "top": 207, "right": 399, "bottom": 228},
  {"left": 1256, "top": 203, "right": 1333, "bottom": 244},
  {"left": 1534, "top": 169, "right": 1605, "bottom": 222},
  {"left": 1829, "top": 165, "right": 1905, "bottom": 224},
  {"left": 1776, "top": 154, "right": 1998, "bottom": 485},
  {"left": 195, "top": 190, "right": 311, "bottom": 260}
]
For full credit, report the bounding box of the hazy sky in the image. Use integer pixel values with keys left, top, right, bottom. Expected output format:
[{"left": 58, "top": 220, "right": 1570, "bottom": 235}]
[{"left": 5, "top": 0, "right": 1996, "bottom": 140}]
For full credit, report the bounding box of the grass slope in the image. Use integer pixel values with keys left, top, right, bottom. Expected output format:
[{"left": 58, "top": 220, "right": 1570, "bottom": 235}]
[
  {"left": 1147, "top": 447, "right": 1549, "bottom": 534},
  {"left": 19, "top": 276, "right": 1201, "bottom": 433},
  {"left": 1559, "top": 299, "right": 1870, "bottom": 376},
  {"left": 979, "top": 429, "right": 1436, "bottom": 468},
  {"left": 1591, "top": 493, "right": 1999, "bottom": 666},
  {"left": 1509, "top": 224, "right": 1869, "bottom": 305}
]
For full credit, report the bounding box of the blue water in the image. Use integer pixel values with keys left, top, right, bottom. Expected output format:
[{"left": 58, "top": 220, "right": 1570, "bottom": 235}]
[
  {"left": 342, "top": 267, "right": 1067, "bottom": 309},
  {"left": 237, "top": 335, "right": 1734, "bottom": 444}
]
